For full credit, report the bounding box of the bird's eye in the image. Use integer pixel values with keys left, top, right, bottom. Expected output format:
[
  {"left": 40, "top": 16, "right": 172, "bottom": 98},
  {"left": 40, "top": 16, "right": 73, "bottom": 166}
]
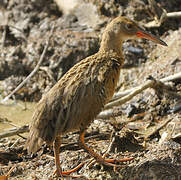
[{"left": 125, "top": 23, "right": 132, "bottom": 30}]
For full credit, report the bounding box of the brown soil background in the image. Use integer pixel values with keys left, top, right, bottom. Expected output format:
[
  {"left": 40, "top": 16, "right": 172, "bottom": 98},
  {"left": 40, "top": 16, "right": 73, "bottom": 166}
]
[{"left": 0, "top": 0, "right": 181, "bottom": 179}]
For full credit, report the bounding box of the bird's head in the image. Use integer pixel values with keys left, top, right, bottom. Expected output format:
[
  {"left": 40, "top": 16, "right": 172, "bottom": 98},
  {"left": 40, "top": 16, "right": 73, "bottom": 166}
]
[{"left": 101, "top": 16, "right": 167, "bottom": 52}]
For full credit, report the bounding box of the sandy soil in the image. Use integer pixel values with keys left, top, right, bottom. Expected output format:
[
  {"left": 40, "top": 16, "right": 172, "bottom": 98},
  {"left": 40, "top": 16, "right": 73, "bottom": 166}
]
[{"left": 0, "top": 0, "right": 181, "bottom": 179}]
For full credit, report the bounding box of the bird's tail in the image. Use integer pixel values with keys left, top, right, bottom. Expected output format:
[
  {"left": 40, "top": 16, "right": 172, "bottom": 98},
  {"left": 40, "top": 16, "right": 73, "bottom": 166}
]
[{"left": 24, "top": 126, "right": 44, "bottom": 154}]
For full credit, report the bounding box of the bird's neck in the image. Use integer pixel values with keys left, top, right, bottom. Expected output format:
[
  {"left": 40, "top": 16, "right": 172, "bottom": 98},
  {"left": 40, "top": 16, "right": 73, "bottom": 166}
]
[{"left": 99, "top": 31, "right": 124, "bottom": 60}]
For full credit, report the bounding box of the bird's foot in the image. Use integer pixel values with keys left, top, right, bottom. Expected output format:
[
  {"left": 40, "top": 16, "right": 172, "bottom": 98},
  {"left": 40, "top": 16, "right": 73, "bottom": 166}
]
[
  {"left": 104, "top": 156, "right": 134, "bottom": 164},
  {"left": 53, "top": 162, "right": 85, "bottom": 178},
  {"left": 0, "top": 165, "right": 16, "bottom": 180},
  {"left": 79, "top": 130, "right": 134, "bottom": 168},
  {"left": 88, "top": 154, "right": 134, "bottom": 168}
]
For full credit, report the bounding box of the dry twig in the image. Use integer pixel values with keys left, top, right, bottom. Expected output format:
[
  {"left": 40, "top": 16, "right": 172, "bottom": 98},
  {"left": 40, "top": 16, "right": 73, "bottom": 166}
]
[
  {"left": 0, "top": 165, "right": 16, "bottom": 180},
  {"left": 145, "top": 0, "right": 181, "bottom": 28},
  {"left": 1, "top": 25, "right": 7, "bottom": 48},
  {"left": 167, "top": 11, "right": 181, "bottom": 18},
  {"left": 105, "top": 79, "right": 156, "bottom": 110},
  {"left": 144, "top": 118, "right": 173, "bottom": 140},
  {"left": 0, "top": 125, "right": 29, "bottom": 139},
  {"left": 107, "top": 72, "right": 181, "bottom": 110},
  {"left": 1, "top": 24, "right": 55, "bottom": 103}
]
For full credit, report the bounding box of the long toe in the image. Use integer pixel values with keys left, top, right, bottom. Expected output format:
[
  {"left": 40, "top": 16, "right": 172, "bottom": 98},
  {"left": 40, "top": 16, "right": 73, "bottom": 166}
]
[
  {"left": 105, "top": 156, "right": 134, "bottom": 164},
  {"left": 54, "top": 162, "right": 85, "bottom": 178},
  {"left": 88, "top": 155, "right": 134, "bottom": 168}
]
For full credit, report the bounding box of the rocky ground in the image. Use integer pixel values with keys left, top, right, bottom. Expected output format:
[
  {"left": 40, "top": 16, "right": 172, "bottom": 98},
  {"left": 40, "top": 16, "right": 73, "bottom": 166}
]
[{"left": 0, "top": 0, "right": 181, "bottom": 179}]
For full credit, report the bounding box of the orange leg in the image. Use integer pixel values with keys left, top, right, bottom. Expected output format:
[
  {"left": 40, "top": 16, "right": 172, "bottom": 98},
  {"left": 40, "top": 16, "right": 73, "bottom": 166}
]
[
  {"left": 53, "top": 136, "right": 84, "bottom": 177},
  {"left": 79, "top": 130, "right": 133, "bottom": 167}
]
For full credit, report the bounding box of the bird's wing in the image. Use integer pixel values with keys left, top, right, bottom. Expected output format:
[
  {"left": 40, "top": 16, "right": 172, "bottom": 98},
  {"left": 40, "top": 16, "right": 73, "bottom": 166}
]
[{"left": 25, "top": 54, "right": 122, "bottom": 154}]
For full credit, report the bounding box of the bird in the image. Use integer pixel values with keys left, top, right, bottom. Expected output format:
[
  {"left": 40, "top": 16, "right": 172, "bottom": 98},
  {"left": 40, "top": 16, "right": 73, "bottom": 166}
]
[{"left": 25, "top": 16, "right": 167, "bottom": 177}]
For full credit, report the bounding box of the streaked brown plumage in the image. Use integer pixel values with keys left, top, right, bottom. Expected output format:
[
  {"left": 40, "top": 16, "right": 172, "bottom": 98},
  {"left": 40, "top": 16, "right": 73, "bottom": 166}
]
[{"left": 25, "top": 16, "right": 167, "bottom": 176}]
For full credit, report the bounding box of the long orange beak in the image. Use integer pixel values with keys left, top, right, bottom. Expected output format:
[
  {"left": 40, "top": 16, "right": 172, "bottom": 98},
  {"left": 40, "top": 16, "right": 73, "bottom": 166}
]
[{"left": 136, "top": 29, "right": 167, "bottom": 46}]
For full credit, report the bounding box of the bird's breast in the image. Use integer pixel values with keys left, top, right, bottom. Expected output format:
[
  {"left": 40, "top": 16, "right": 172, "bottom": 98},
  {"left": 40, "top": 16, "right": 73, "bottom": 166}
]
[{"left": 96, "top": 58, "right": 121, "bottom": 103}]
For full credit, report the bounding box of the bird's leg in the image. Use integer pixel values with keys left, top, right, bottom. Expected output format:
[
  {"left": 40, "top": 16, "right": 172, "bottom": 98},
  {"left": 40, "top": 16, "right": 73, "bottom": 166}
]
[
  {"left": 53, "top": 136, "right": 63, "bottom": 176},
  {"left": 53, "top": 136, "right": 85, "bottom": 177},
  {"left": 79, "top": 130, "right": 133, "bottom": 167}
]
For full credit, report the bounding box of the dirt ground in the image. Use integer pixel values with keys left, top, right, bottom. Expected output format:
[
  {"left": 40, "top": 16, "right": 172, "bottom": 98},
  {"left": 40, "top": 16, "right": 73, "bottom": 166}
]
[{"left": 0, "top": 0, "right": 181, "bottom": 179}]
